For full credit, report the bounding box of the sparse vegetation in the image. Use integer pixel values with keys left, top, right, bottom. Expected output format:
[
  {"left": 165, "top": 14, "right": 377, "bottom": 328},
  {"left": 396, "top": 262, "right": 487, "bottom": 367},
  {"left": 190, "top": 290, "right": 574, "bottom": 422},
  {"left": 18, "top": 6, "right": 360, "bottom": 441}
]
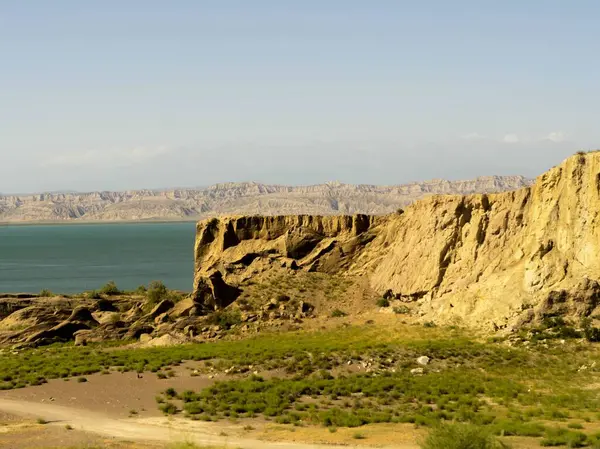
[
  {"left": 205, "top": 309, "right": 242, "bottom": 329},
  {"left": 159, "top": 401, "right": 178, "bottom": 415},
  {"left": 330, "top": 309, "right": 347, "bottom": 318},
  {"left": 420, "top": 424, "right": 509, "bottom": 449},
  {"left": 147, "top": 280, "right": 169, "bottom": 305},
  {"left": 393, "top": 305, "right": 410, "bottom": 314},
  {"left": 376, "top": 298, "right": 390, "bottom": 307},
  {"left": 38, "top": 289, "right": 53, "bottom": 297},
  {"left": 3, "top": 321, "right": 600, "bottom": 447},
  {"left": 86, "top": 290, "right": 102, "bottom": 299},
  {"left": 99, "top": 280, "right": 121, "bottom": 296}
]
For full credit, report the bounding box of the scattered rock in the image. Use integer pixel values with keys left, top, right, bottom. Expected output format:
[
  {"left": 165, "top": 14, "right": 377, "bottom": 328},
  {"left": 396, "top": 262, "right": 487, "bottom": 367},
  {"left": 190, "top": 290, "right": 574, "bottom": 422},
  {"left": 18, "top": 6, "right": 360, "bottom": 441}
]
[{"left": 417, "top": 356, "right": 430, "bottom": 366}]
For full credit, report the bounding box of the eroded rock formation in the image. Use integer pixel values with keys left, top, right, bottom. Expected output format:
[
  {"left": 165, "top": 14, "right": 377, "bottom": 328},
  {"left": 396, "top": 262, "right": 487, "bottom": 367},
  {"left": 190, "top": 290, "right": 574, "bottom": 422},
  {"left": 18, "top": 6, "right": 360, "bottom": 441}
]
[{"left": 193, "top": 153, "right": 600, "bottom": 331}]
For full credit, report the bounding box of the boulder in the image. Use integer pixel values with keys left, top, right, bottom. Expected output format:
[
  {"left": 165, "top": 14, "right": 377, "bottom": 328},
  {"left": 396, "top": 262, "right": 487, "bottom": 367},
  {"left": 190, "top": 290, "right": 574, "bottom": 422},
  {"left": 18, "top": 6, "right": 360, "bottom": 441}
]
[
  {"left": 139, "top": 333, "right": 153, "bottom": 343},
  {"left": 25, "top": 320, "right": 91, "bottom": 346},
  {"left": 154, "top": 312, "right": 170, "bottom": 325},
  {"left": 149, "top": 299, "right": 174, "bottom": 318},
  {"left": 417, "top": 356, "right": 430, "bottom": 366},
  {"left": 124, "top": 323, "right": 154, "bottom": 340},
  {"left": 68, "top": 307, "right": 97, "bottom": 323},
  {"left": 170, "top": 297, "right": 197, "bottom": 318}
]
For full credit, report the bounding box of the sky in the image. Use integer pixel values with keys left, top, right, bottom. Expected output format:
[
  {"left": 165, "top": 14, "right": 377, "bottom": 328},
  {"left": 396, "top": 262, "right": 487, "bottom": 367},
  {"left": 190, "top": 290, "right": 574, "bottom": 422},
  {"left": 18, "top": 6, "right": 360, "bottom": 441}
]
[{"left": 1, "top": 1, "right": 599, "bottom": 193}]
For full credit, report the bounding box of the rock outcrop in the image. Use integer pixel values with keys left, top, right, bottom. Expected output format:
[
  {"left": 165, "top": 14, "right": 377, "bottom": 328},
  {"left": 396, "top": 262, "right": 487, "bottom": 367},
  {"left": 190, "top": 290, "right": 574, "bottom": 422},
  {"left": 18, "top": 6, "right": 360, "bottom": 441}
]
[
  {"left": 192, "top": 152, "right": 600, "bottom": 331},
  {"left": 0, "top": 176, "right": 531, "bottom": 223}
]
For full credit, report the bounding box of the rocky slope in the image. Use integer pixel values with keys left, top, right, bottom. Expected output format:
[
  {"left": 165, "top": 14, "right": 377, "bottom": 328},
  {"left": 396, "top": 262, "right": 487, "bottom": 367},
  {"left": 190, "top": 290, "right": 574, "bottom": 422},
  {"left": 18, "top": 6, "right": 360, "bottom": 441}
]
[
  {"left": 192, "top": 152, "right": 600, "bottom": 332},
  {"left": 0, "top": 176, "right": 531, "bottom": 223}
]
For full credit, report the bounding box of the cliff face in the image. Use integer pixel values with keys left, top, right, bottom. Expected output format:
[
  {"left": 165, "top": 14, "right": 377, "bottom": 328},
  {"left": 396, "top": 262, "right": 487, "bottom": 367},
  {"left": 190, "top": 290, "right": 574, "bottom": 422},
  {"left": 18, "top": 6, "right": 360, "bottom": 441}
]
[
  {"left": 0, "top": 176, "right": 531, "bottom": 223},
  {"left": 192, "top": 153, "right": 600, "bottom": 331}
]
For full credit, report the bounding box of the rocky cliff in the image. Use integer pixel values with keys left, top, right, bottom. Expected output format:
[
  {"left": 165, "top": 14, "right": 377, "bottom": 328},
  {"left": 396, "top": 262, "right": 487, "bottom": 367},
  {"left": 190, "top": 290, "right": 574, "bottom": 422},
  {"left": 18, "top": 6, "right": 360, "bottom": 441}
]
[
  {"left": 193, "top": 153, "right": 600, "bottom": 331},
  {"left": 0, "top": 176, "right": 531, "bottom": 223}
]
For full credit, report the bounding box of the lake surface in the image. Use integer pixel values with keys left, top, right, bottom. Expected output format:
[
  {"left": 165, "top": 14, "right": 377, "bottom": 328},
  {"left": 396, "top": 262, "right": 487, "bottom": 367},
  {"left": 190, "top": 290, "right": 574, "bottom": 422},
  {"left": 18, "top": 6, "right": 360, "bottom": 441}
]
[{"left": 0, "top": 222, "right": 197, "bottom": 294}]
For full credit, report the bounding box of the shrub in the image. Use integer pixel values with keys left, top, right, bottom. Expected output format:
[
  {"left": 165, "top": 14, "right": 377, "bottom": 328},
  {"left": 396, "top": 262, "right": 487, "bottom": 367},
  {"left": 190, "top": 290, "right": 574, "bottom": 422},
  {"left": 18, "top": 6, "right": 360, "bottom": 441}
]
[
  {"left": 377, "top": 298, "right": 390, "bottom": 307},
  {"left": 205, "top": 310, "right": 242, "bottom": 329},
  {"left": 584, "top": 326, "right": 600, "bottom": 342},
  {"left": 421, "top": 423, "right": 510, "bottom": 449},
  {"left": 164, "top": 387, "right": 178, "bottom": 398},
  {"left": 87, "top": 290, "right": 102, "bottom": 299},
  {"left": 331, "top": 309, "right": 347, "bottom": 318},
  {"left": 159, "top": 402, "right": 178, "bottom": 415},
  {"left": 99, "top": 281, "right": 121, "bottom": 296},
  {"left": 540, "top": 427, "right": 587, "bottom": 447},
  {"left": 423, "top": 321, "right": 437, "bottom": 328},
  {"left": 393, "top": 306, "right": 410, "bottom": 314},
  {"left": 39, "top": 289, "right": 53, "bottom": 297},
  {"left": 147, "top": 280, "right": 168, "bottom": 304}
]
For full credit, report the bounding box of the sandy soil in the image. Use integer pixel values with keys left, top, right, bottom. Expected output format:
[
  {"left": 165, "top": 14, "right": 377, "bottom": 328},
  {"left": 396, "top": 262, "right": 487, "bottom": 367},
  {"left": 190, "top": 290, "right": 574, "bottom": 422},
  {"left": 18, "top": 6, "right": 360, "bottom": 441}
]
[
  {"left": 0, "top": 363, "right": 218, "bottom": 419},
  {"left": 0, "top": 397, "right": 411, "bottom": 449}
]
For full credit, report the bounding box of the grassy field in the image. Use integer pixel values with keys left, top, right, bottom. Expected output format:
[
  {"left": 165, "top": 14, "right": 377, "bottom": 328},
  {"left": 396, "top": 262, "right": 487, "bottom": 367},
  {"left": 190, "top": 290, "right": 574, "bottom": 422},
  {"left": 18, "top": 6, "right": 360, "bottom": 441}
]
[{"left": 3, "top": 321, "right": 600, "bottom": 447}]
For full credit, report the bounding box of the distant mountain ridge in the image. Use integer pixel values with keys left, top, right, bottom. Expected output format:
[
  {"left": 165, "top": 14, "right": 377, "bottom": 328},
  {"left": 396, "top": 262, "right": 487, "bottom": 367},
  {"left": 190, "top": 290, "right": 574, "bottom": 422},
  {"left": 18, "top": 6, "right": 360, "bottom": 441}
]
[{"left": 0, "top": 176, "right": 533, "bottom": 223}]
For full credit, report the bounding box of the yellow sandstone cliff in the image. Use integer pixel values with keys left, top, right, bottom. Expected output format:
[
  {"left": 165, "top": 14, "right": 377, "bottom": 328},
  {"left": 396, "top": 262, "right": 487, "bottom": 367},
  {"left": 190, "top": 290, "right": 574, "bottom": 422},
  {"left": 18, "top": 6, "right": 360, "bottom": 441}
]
[{"left": 193, "top": 152, "right": 600, "bottom": 331}]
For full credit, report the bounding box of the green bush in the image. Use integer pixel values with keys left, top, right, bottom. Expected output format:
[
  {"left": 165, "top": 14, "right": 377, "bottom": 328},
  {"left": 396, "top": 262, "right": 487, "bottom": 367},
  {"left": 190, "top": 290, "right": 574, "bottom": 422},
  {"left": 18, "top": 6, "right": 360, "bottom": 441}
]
[
  {"left": 393, "top": 306, "right": 410, "bottom": 314},
  {"left": 159, "top": 401, "right": 178, "bottom": 415},
  {"left": 421, "top": 424, "right": 510, "bottom": 449},
  {"left": 205, "top": 310, "right": 242, "bottom": 329},
  {"left": 147, "top": 280, "right": 168, "bottom": 304},
  {"left": 376, "top": 298, "right": 390, "bottom": 307},
  {"left": 540, "top": 427, "right": 588, "bottom": 447},
  {"left": 331, "top": 309, "right": 347, "bottom": 318},
  {"left": 164, "top": 387, "right": 178, "bottom": 398},
  {"left": 584, "top": 326, "right": 600, "bottom": 342},
  {"left": 39, "top": 289, "right": 53, "bottom": 297},
  {"left": 87, "top": 290, "right": 102, "bottom": 299},
  {"left": 99, "top": 281, "right": 121, "bottom": 296}
]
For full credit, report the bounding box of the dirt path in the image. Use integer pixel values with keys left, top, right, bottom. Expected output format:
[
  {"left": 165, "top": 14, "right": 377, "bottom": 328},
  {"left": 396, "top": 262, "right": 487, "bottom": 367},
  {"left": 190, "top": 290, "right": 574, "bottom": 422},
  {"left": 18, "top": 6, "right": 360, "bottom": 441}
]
[{"left": 0, "top": 398, "right": 418, "bottom": 449}]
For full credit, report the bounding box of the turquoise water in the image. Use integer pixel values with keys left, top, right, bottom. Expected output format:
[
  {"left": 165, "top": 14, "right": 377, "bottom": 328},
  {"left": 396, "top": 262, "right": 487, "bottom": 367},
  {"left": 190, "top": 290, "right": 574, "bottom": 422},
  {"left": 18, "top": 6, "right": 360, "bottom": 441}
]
[{"left": 0, "top": 222, "right": 196, "bottom": 294}]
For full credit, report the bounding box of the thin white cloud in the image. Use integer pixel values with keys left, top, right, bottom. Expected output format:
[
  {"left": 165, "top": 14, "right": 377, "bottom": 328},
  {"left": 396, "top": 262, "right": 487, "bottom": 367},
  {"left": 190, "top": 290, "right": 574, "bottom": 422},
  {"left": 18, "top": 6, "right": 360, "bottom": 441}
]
[
  {"left": 462, "top": 132, "right": 486, "bottom": 140},
  {"left": 43, "top": 146, "right": 173, "bottom": 168},
  {"left": 503, "top": 134, "right": 519, "bottom": 144},
  {"left": 546, "top": 131, "right": 566, "bottom": 142}
]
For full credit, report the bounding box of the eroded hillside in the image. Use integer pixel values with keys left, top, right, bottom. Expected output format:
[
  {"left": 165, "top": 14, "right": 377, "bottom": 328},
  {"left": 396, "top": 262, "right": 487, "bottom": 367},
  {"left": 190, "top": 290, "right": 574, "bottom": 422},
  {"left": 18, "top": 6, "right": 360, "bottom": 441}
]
[
  {"left": 0, "top": 176, "right": 531, "bottom": 223},
  {"left": 193, "top": 152, "right": 600, "bottom": 332}
]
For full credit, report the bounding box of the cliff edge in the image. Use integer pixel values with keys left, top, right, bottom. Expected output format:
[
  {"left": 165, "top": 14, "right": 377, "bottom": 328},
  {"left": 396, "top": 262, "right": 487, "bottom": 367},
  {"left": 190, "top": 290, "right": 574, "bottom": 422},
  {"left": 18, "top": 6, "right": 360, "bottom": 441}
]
[{"left": 193, "top": 152, "right": 600, "bottom": 331}]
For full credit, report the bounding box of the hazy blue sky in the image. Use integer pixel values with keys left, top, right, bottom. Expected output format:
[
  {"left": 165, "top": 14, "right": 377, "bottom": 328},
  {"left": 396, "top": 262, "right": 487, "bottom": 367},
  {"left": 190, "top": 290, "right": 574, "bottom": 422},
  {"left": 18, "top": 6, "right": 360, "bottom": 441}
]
[{"left": 1, "top": 1, "right": 598, "bottom": 193}]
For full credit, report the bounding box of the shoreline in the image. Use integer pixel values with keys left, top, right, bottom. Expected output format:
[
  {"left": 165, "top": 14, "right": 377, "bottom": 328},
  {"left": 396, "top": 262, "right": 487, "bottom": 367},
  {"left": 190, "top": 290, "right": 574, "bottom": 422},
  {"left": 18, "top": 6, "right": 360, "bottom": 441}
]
[{"left": 0, "top": 218, "right": 200, "bottom": 227}]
